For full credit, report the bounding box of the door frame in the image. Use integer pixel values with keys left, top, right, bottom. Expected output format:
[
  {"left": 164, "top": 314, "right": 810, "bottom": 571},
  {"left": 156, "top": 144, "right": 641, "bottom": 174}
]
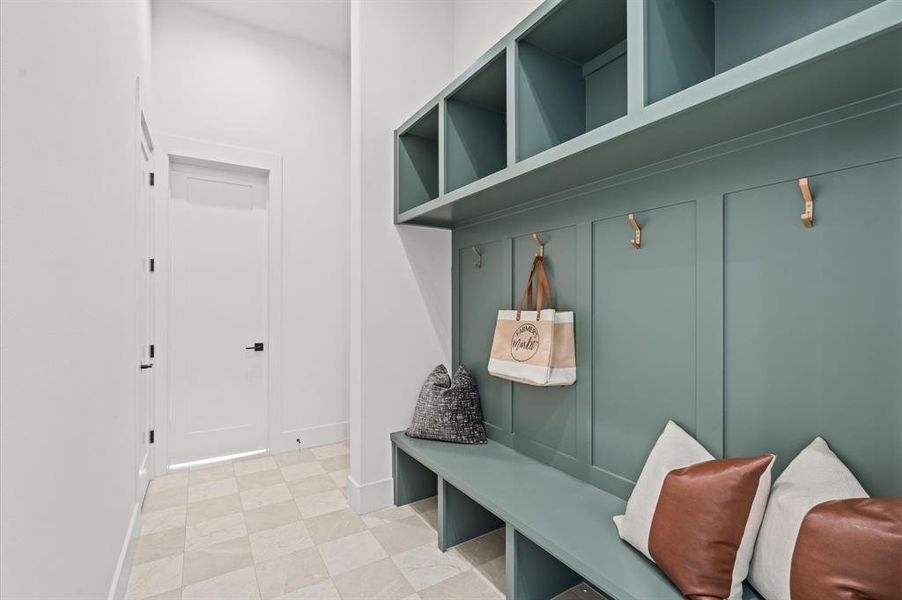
[
  {"left": 135, "top": 104, "right": 155, "bottom": 499},
  {"left": 152, "top": 135, "right": 283, "bottom": 476}
]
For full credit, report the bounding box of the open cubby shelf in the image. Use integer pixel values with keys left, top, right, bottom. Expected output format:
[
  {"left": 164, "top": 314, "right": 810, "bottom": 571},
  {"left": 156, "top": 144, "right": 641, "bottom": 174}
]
[
  {"left": 397, "top": 107, "right": 439, "bottom": 214},
  {"left": 646, "top": 0, "right": 885, "bottom": 104},
  {"left": 394, "top": 0, "right": 901, "bottom": 227},
  {"left": 517, "top": 0, "right": 628, "bottom": 161},
  {"left": 446, "top": 51, "right": 507, "bottom": 194}
]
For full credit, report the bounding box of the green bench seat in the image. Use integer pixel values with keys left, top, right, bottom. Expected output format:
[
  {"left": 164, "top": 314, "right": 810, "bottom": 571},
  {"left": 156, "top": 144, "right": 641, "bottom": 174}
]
[{"left": 391, "top": 431, "right": 762, "bottom": 600}]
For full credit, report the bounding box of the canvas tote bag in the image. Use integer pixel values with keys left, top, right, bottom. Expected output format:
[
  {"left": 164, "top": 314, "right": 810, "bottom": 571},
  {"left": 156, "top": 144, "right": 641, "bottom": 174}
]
[{"left": 488, "top": 256, "right": 576, "bottom": 386}]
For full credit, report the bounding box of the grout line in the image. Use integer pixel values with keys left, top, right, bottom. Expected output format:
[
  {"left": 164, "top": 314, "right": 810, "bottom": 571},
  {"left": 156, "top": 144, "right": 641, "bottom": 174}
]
[
  {"left": 251, "top": 543, "right": 263, "bottom": 600},
  {"left": 137, "top": 450, "right": 352, "bottom": 599}
]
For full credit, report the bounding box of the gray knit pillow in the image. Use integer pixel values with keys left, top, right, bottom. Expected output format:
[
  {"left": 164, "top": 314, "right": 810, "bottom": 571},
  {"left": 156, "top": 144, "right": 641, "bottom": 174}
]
[{"left": 406, "top": 365, "right": 487, "bottom": 444}]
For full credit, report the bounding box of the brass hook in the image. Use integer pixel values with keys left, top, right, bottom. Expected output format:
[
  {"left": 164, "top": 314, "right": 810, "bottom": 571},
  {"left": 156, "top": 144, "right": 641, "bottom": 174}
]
[
  {"left": 798, "top": 177, "right": 814, "bottom": 228},
  {"left": 532, "top": 233, "right": 544, "bottom": 257},
  {"left": 472, "top": 246, "right": 482, "bottom": 268},
  {"left": 628, "top": 213, "right": 642, "bottom": 250}
]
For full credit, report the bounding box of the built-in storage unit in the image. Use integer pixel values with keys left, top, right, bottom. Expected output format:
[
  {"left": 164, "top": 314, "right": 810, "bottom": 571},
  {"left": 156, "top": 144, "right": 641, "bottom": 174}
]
[
  {"left": 516, "top": 0, "right": 627, "bottom": 160},
  {"left": 394, "top": 0, "right": 900, "bottom": 227},
  {"left": 445, "top": 51, "right": 507, "bottom": 193},
  {"left": 394, "top": 2, "right": 902, "bottom": 597},
  {"left": 397, "top": 106, "right": 439, "bottom": 213},
  {"left": 646, "top": 0, "right": 885, "bottom": 104},
  {"left": 452, "top": 111, "right": 902, "bottom": 504}
]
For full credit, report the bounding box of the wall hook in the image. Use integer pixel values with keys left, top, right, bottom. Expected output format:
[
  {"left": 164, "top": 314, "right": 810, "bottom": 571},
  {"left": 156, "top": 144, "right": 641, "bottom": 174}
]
[
  {"left": 472, "top": 246, "right": 482, "bottom": 268},
  {"left": 532, "top": 233, "right": 544, "bottom": 257},
  {"left": 628, "top": 213, "right": 642, "bottom": 249},
  {"left": 798, "top": 177, "right": 814, "bottom": 228}
]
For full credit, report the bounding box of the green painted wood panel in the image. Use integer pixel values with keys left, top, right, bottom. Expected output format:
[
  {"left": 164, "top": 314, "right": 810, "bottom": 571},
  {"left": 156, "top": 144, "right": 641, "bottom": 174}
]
[
  {"left": 445, "top": 51, "right": 507, "bottom": 194},
  {"left": 445, "top": 100, "right": 506, "bottom": 194},
  {"left": 506, "top": 524, "right": 581, "bottom": 600},
  {"left": 694, "top": 196, "right": 726, "bottom": 459},
  {"left": 397, "top": 135, "right": 438, "bottom": 213},
  {"left": 511, "top": 227, "right": 579, "bottom": 466},
  {"left": 398, "top": 107, "right": 439, "bottom": 213},
  {"left": 393, "top": 444, "right": 438, "bottom": 506},
  {"left": 517, "top": 42, "right": 586, "bottom": 161},
  {"left": 521, "top": 0, "right": 626, "bottom": 65},
  {"left": 459, "top": 240, "right": 510, "bottom": 437},
  {"left": 449, "top": 102, "right": 900, "bottom": 501},
  {"left": 585, "top": 53, "right": 628, "bottom": 131},
  {"left": 645, "top": 0, "right": 884, "bottom": 104},
  {"left": 724, "top": 159, "right": 901, "bottom": 497},
  {"left": 451, "top": 51, "right": 507, "bottom": 112},
  {"left": 439, "top": 478, "right": 503, "bottom": 551},
  {"left": 714, "top": 0, "right": 883, "bottom": 74},
  {"left": 591, "top": 203, "right": 698, "bottom": 488},
  {"left": 515, "top": 0, "right": 628, "bottom": 161},
  {"left": 645, "top": 0, "right": 713, "bottom": 104}
]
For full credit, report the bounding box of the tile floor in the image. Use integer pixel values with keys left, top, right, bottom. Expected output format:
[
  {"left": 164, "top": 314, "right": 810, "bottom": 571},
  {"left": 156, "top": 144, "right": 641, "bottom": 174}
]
[{"left": 127, "top": 442, "right": 604, "bottom": 600}]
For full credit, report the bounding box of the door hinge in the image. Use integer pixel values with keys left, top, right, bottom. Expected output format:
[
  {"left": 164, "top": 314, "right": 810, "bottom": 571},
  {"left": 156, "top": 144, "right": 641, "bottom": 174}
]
[
  {"left": 149, "top": 258, "right": 155, "bottom": 272},
  {"left": 149, "top": 430, "right": 155, "bottom": 444},
  {"left": 149, "top": 344, "right": 155, "bottom": 358},
  {"left": 149, "top": 172, "right": 155, "bottom": 186}
]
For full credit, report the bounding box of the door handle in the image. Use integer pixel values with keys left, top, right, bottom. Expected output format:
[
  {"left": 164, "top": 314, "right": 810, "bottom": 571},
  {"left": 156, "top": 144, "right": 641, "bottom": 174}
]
[
  {"left": 245, "top": 342, "right": 264, "bottom": 352},
  {"left": 140, "top": 363, "right": 153, "bottom": 369}
]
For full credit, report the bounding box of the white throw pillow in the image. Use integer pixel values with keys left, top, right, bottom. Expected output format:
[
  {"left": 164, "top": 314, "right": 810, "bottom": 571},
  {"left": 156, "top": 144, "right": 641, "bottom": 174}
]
[
  {"left": 613, "top": 420, "right": 773, "bottom": 600},
  {"left": 747, "top": 437, "right": 868, "bottom": 600},
  {"left": 613, "top": 420, "right": 713, "bottom": 555}
]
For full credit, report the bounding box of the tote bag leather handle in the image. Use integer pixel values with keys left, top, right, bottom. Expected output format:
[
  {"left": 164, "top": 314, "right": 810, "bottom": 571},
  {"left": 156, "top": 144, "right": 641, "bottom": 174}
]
[{"left": 516, "top": 256, "right": 554, "bottom": 320}]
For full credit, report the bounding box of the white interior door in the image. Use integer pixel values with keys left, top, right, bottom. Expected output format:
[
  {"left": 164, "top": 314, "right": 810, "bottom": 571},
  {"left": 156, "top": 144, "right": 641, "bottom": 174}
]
[
  {"left": 168, "top": 160, "right": 268, "bottom": 465},
  {"left": 136, "top": 113, "right": 154, "bottom": 500}
]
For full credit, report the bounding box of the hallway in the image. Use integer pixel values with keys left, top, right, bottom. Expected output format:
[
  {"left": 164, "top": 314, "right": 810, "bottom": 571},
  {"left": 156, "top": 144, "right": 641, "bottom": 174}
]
[
  {"left": 129, "top": 443, "right": 471, "bottom": 599},
  {"left": 7, "top": 1, "right": 897, "bottom": 598},
  {"left": 127, "top": 441, "right": 603, "bottom": 599}
]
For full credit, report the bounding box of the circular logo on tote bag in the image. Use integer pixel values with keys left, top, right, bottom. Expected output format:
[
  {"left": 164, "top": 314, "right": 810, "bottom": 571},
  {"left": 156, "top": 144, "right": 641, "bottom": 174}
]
[{"left": 511, "top": 323, "right": 541, "bottom": 362}]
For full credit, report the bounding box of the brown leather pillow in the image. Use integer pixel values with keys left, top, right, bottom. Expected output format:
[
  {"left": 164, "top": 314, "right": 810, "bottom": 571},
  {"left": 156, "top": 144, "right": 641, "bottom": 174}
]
[
  {"left": 790, "top": 498, "right": 902, "bottom": 600},
  {"left": 648, "top": 455, "right": 775, "bottom": 600}
]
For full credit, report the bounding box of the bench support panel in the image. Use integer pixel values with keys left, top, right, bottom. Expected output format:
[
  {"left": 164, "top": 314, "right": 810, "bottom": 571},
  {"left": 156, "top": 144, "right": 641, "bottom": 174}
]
[
  {"left": 438, "top": 477, "right": 504, "bottom": 552},
  {"left": 506, "top": 524, "right": 582, "bottom": 600},
  {"left": 393, "top": 443, "right": 438, "bottom": 506}
]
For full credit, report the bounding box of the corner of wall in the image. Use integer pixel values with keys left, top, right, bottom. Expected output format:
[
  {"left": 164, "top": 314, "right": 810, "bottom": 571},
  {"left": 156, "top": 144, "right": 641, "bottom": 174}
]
[
  {"left": 347, "top": 474, "right": 394, "bottom": 515},
  {"left": 107, "top": 503, "right": 142, "bottom": 600},
  {"left": 348, "top": 0, "right": 454, "bottom": 515}
]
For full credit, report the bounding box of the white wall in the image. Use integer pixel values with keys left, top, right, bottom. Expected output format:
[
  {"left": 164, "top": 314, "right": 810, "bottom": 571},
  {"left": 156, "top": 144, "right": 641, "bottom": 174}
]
[
  {"left": 452, "top": 0, "right": 543, "bottom": 74},
  {"left": 348, "top": 0, "right": 455, "bottom": 513},
  {"left": 151, "top": 2, "right": 351, "bottom": 453},
  {"left": 347, "top": 0, "right": 544, "bottom": 513},
  {"left": 0, "top": 1, "right": 153, "bottom": 597}
]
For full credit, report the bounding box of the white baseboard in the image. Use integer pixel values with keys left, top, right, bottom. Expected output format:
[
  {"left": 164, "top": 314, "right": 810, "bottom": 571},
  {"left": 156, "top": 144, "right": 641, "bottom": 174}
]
[
  {"left": 270, "top": 421, "right": 349, "bottom": 454},
  {"left": 347, "top": 474, "right": 394, "bottom": 515},
  {"left": 108, "top": 502, "right": 141, "bottom": 600}
]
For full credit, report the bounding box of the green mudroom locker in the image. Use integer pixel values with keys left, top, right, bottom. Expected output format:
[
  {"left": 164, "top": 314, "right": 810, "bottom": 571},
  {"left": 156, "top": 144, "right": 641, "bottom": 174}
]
[
  {"left": 395, "top": 0, "right": 902, "bottom": 501},
  {"left": 394, "top": 1, "right": 902, "bottom": 599}
]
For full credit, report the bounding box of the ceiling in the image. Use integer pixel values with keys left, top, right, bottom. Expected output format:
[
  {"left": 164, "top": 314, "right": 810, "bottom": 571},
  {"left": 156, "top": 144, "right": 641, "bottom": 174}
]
[{"left": 181, "top": 0, "right": 350, "bottom": 55}]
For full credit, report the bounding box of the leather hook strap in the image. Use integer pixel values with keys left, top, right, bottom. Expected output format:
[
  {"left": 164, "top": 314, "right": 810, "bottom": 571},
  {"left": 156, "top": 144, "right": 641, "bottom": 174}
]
[
  {"left": 515, "top": 256, "right": 554, "bottom": 321},
  {"left": 515, "top": 256, "right": 540, "bottom": 320}
]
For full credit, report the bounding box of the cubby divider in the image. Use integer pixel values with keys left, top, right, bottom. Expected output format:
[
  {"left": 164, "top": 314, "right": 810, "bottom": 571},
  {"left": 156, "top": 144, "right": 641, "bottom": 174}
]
[
  {"left": 392, "top": 445, "right": 437, "bottom": 506},
  {"left": 445, "top": 51, "right": 508, "bottom": 194},
  {"left": 506, "top": 524, "right": 583, "bottom": 600},
  {"left": 516, "top": 0, "right": 627, "bottom": 161},
  {"left": 438, "top": 477, "right": 503, "bottom": 552}
]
